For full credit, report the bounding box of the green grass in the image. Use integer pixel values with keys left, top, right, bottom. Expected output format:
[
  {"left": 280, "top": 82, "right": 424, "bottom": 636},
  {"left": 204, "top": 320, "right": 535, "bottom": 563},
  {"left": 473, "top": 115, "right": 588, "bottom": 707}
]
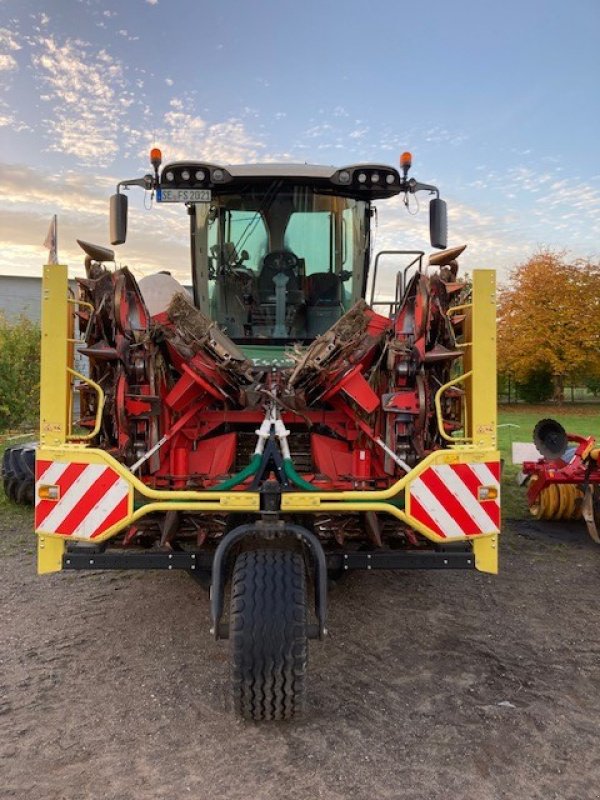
[{"left": 499, "top": 404, "right": 600, "bottom": 519}]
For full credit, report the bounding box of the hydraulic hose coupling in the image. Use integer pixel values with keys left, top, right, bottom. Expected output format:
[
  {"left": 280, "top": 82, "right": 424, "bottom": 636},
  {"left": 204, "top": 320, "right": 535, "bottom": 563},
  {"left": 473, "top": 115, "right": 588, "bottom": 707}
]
[
  {"left": 253, "top": 402, "right": 293, "bottom": 462},
  {"left": 274, "top": 418, "right": 291, "bottom": 460},
  {"left": 254, "top": 407, "right": 274, "bottom": 456}
]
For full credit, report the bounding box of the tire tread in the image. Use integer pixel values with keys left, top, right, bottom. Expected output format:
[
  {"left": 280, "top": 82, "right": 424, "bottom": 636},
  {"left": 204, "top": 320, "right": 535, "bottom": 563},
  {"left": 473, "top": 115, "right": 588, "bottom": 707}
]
[{"left": 229, "top": 549, "right": 307, "bottom": 721}]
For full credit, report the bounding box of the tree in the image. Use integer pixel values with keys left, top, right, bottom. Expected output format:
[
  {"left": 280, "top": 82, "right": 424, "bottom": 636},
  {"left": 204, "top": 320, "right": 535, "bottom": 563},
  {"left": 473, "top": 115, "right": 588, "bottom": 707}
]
[
  {"left": 586, "top": 375, "right": 600, "bottom": 397},
  {"left": 498, "top": 251, "right": 600, "bottom": 402},
  {"left": 515, "top": 366, "right": 554, "bottom": 403},
  {"left": 0, "top": 314, "right": 40, "bottom": 431}
]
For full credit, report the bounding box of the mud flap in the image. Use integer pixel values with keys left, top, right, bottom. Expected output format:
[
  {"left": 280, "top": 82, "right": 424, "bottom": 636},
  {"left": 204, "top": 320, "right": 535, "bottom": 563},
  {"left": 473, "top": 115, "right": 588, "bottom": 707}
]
[
  {"left": 38, "top": 535, "right": 66, "bottom": 575},
  {"left": 471, "top": 534, "right": 498, "bottom": 574}
]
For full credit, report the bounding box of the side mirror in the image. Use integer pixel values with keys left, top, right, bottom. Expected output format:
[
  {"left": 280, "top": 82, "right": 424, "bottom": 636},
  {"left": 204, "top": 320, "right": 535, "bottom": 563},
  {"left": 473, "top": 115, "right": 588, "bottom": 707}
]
[
  {"left": 429, "top": 198, "right": 447, "bottom": 250},
  {"left": 110, "top": 193, "right": 128, "bottom": 246}
]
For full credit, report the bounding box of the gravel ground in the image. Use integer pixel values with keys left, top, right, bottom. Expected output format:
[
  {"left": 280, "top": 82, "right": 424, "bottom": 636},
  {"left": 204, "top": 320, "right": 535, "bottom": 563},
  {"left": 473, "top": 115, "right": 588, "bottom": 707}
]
[{"left": 2, "top": 512, "right": 600, "bottom": 800}]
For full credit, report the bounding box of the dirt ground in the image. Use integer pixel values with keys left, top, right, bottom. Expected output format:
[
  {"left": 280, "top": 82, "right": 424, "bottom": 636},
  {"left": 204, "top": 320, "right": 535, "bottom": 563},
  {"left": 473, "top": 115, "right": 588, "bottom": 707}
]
[{"left": 2, "top": 513, "right": 600, "bottom": 800}]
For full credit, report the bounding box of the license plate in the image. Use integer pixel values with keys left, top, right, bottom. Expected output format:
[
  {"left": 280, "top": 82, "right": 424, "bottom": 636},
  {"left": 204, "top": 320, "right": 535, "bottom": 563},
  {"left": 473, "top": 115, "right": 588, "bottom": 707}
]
[{"left": 158, "top": 188, "right": 212, "bottom": 203}]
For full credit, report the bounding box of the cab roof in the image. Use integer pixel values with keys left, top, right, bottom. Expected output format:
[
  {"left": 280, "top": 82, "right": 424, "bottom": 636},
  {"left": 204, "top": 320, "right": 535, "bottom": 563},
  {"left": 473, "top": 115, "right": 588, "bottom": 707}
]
[{"left": 159, "top": 161, "right": 407, "bottom": 200}]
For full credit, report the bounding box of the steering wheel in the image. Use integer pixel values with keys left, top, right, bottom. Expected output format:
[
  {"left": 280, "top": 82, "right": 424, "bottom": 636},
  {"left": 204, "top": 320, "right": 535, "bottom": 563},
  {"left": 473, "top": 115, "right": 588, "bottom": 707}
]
[{"left": 262, "top": 250, "right": 300, "bottom": 275}]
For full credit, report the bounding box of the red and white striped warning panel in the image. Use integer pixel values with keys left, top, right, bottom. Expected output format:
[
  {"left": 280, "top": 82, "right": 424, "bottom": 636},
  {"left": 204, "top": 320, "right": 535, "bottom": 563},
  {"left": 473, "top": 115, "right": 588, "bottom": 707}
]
[
  {"left": 409, "top": 461, "right": 500, "bottom": 538},
  {"left": 35, "top": 459, "right": 131, "bottom": 540}
]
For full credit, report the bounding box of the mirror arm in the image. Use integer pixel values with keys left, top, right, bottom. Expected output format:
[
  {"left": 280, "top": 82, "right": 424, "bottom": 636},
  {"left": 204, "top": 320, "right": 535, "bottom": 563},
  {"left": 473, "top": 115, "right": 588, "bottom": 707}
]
[
  {"left": 116, "top": 174, "right": 154, "bottom": 193},
  {"left": 406, "top": 179, "right": 440, "bottom": 198}
]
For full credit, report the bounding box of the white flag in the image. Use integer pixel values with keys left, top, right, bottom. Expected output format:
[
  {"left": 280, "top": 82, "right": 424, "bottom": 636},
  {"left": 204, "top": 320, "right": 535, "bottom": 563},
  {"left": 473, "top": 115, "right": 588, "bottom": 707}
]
[{"left": 43, "top": 215, "right": 58, "bottom": 264}]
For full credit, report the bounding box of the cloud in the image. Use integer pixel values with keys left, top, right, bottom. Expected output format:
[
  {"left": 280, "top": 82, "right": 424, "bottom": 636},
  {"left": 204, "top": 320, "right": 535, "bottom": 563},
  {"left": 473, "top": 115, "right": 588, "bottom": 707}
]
[
  {"left": 146, "top": 0, "right": 159, "bottom": 5},
  {"left": 118, "top": 29, "right": 139, "bottom": 41},
  {"left": 372, "top": 192, "right": 546, "bottom": 283},
  {"left": 0, "top": 26, "right": 21, "bottom": 52},
  {"left": 0, "top": 26, "right": 21, "bottom": 74},
  {"left": 0, "top": 53, "right": 17, "bottom": 71},
  {"left": 0, "top": 27, "right": 30, "bottom": 136},
  {"left": 148, "top": 105, "right": 266, "bottom": 164},
  {"left": 31, "top": 36, "right": 129, "bottom": 166},
  {"left": 0, "top": 206, "right": 191, "bottom": 282},
  {"left": 348, "top": 127, "right": 369, "bottom": 140},
  {"left": 0, "top": 161, "right": 112, "bottom": 216},
  {"left": 459, "top": 162, "right": 600, "bottom": 252},
  {"left": 0, "top": 106, "right": 30, "bottom": 132},
  {"left": 0, "top": 160, "right": 191, "bottom": 281}
]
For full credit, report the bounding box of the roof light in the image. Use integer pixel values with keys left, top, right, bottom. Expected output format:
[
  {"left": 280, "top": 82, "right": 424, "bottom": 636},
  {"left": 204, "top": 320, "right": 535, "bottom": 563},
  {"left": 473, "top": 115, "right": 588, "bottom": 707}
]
[
  {"left": 195, "top": 169, "right": 206, "bottom": 181},
  {"left": 181, "top": 169, "right": 190, "bottom": 180},
  {"left": 400, "top": 151, "right": 412, "bottom": 179},
  {"left": 165, "top": 171, "right": 174, "bottom": 182},
  {"left": 371, "top": 172, "right": 380, "bottom": 183},
  {"left": 150, "top": 147, "right": 162, "bottom": 168},
  {"left": 386, "top": 173, "right": 395, "bottom": 184},
  {"left": 212, "top": 169, "right": 225, "bottom": 182},
  {"left": 338, "top": 170, "right": 351, "bottom": 184},
  {"left": 357, "top": 172, "right": 367, "bottom": 183}
]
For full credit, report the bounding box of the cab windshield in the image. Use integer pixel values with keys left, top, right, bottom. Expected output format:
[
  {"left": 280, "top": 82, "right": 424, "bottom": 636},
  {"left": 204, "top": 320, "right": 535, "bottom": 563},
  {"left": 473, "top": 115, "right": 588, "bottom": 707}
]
[{"left": 192, "top": 184, "right": 368, "bottom": 341}]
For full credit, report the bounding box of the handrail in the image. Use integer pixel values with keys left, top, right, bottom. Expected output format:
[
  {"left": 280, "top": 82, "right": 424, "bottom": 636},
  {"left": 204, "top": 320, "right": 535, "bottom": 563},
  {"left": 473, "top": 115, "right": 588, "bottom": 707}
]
[
  {"left": 447, "top": 302, "right": 472, "bottom": 316},
  {"left": 68, "top": 297, "right": 95, "bottom": 313},
  {"left": 66, "top": 297, "right": 98, "bottom": 439},
  {"left": 434, "top": 370, "right": 473, "bottom": 443},
  {"left": 66, "top": 368, "right": 105, "bottom": 441},
  {"left": 369, "top": 250, "right": 424, "bottom": 307}
]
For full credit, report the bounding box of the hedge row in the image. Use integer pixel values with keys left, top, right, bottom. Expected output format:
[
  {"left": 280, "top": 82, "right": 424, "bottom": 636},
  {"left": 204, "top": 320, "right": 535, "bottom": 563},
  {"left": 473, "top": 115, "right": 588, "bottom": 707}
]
[{"left": 0, "top": 314, "right": 40, "bottom": 432}]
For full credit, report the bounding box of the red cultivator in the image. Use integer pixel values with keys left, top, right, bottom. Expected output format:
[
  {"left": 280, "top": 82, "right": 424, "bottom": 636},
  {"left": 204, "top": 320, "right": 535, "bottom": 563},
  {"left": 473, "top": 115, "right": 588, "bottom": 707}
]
[{"left": 523, "top": 418, "right": 600, "bottom": 540}]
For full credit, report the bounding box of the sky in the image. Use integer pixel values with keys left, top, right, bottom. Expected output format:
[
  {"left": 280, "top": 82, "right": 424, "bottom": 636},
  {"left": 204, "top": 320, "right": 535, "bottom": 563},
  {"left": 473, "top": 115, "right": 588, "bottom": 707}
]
[{"left": 0, "top": 0, "right": 598, "bottom": 284}]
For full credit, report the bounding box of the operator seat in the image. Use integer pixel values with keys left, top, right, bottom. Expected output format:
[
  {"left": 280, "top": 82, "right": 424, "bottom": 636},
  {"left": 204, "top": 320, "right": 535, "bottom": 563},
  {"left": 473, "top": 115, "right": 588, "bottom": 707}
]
[
  {"left": 306, "top": 273, "right": 342, "bottom": 307},
  {"left": 305, "top": 272, "right": 343, "bottom": 337}
]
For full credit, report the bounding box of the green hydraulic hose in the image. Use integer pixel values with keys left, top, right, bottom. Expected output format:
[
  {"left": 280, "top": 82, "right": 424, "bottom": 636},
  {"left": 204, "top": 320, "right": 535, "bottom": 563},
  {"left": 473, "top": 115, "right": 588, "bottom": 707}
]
[
  {"left": 283, "top": 458, "right": 318, "bottom": 492},
  {"left": 209, "top": 453, "right": 261, "bottom": 491}
]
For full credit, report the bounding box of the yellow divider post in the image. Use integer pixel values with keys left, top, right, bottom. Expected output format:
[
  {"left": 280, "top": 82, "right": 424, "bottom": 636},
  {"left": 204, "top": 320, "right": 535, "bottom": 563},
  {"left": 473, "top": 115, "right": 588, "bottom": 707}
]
[
  {"left": 40, "top": 264, "right": 70, "bottom": 448},
  {"left": 464, "top": 270, "right": 497, "bottom": 450},
  {"left": 38, "top": 264, "right": 69, "bottom": 572},
  {"left": 465, "top": 269, "right": 498, "bottom": 574}
]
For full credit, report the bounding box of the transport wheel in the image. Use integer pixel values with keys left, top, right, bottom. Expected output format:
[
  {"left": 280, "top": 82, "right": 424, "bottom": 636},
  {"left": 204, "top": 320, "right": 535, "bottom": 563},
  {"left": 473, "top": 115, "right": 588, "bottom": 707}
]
[
  {"left": 582, "top": 485, "right": 600, "bottom": 544},
  {"left": 5, "top": 476, "right": 19, "bottom": 503},
  {"left": 16, "top": 478, "right": 34, "bottom": 506},
  {"left": 229, "top": 549, "right": 308, "bottom": 721}
]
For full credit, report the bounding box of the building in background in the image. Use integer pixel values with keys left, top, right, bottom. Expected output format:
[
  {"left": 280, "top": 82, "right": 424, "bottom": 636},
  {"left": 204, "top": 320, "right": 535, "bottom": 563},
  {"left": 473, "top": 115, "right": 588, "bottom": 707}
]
[
  {"left": 0, "top": 275, "right": 192, "bottom": 323},
  {"left": 0, "top": 276, "right": 63, "bottom": 323}
]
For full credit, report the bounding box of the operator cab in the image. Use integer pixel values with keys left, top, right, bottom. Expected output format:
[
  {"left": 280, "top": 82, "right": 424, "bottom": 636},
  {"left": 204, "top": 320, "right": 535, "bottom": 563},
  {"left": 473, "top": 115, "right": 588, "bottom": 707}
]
[
  {"left": 194, "top": 172, "right": 371, "bottom": 341},
  {"left": 110, "top": 156, "right": 448, "bottom": 345}
]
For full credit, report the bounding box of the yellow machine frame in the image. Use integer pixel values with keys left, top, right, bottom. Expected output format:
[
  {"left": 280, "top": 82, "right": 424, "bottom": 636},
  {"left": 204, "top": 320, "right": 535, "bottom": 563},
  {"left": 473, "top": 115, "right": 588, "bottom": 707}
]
[{"left": 36, "top": 265, "right": 499, "bottom": 575}]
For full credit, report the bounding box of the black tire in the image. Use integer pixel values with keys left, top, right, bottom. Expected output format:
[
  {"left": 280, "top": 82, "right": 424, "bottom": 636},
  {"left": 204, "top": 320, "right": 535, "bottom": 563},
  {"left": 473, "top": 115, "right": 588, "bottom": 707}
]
[
  {"left": 229, "top": 549, "right": 308, "bottom": 721},
  {"left": 16, "top": 478, "right": 34, "bottom": 506},
  {"left": 2, "top": 444, "right": 36, "bottom": 506},
  {"left": 5, "top": 476, "right": 19, "bottom": 503}
]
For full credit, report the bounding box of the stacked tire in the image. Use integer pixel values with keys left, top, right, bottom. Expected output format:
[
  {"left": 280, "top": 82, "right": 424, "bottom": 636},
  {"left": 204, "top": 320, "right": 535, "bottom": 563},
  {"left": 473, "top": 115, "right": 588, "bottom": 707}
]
[{"left": 1, "top": 443, "right": 36, "bottom": 506}]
